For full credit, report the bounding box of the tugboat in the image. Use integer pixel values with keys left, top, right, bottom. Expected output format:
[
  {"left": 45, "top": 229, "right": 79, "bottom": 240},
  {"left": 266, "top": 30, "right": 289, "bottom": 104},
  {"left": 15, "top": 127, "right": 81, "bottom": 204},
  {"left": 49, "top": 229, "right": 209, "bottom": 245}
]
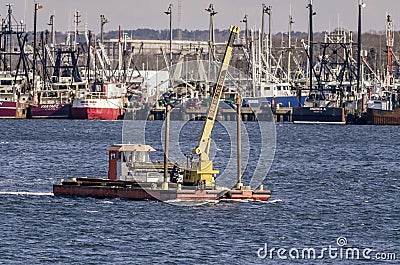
[{"left": 53, "top": 26, "right": 272, "bottom": 202}]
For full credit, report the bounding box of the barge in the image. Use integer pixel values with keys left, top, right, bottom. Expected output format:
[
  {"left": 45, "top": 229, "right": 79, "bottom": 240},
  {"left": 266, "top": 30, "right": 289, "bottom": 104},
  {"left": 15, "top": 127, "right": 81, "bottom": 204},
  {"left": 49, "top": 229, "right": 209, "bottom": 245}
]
[
  {"left": 53, "top": 26, "right": 271, "bottom": 202},
  {"left": 53, "top": 144, "right": 271, "bottom": 201}
]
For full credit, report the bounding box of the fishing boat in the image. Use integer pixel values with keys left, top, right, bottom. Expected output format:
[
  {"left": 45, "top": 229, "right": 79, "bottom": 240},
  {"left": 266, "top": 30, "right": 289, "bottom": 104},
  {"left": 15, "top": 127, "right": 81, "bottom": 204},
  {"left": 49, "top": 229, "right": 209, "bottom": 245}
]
[
  {"left": 0, "top": 5, "right": 32, "bottom": 118},
  {"left": 30, "top": 48, "right": 88, "bottom": 119},
  {"left": 71, "top": 81, "right": 127, "bottom": 120},
  {"left": 366, "top": 92, "right": 400, "bottom": 125},
  {"left": 29, "top": 79, "right": 88, "bottom": 118},
  {"left": 293, "top": 90, "right": 346, "bottom": 124},
  {"left": 366, "top": 15, "right": 400, "bottom": 125},
  {"left": 0, "top": 73, "right": 30, "bottom": 118}
]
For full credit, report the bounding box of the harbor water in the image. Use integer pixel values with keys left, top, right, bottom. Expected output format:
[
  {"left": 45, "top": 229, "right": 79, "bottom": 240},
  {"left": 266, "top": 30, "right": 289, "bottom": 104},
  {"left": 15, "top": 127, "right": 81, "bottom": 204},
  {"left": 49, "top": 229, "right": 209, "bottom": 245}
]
[{"left": 0, "top": 120, "right": 398, "bottom": 264}]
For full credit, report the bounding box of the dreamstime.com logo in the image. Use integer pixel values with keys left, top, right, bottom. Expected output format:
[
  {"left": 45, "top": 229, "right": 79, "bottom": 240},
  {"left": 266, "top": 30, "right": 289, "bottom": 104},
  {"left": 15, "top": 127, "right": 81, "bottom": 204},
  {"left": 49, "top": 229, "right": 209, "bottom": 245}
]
[{"left": 257, "top": 237, "right": 397, "bottom": 261}]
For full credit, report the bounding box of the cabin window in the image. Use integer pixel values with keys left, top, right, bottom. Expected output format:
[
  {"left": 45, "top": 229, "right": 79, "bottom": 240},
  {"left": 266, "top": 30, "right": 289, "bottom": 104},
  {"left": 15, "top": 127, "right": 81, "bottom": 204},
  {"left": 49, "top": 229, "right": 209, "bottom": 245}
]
[
  {"left": 134, "top": 151, "right": 141, "bottom": 162},
  {"left": 110, "top": 153, "right": 116, "bottom": 160},
  {"left": 1, "top": 80, "right": 12, "bottom": 86},
  {"left": 125, "top": 151, "right": 133, "bottom": 162}
]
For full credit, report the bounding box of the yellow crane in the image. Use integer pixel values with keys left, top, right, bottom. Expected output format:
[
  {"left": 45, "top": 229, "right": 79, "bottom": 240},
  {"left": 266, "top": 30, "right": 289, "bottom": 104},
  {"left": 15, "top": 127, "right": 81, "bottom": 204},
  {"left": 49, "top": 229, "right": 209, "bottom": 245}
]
[{"left": 183, "top": 25, "right": 240, "bottom": 187}]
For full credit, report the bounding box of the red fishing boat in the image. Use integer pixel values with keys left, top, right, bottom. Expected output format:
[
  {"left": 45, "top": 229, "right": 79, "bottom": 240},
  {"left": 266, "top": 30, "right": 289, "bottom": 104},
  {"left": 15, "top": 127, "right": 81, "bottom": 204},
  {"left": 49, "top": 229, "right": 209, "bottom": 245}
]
[{"left": 71, "top": 81, "right": 126, "bottom": 120}]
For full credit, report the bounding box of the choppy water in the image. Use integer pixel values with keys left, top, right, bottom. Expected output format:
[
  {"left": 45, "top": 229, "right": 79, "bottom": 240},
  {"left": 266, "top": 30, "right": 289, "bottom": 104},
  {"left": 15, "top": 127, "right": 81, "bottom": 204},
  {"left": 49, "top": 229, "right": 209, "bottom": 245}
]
[{"left": 0, "top": 120, "right": 399, "bottom": 264}]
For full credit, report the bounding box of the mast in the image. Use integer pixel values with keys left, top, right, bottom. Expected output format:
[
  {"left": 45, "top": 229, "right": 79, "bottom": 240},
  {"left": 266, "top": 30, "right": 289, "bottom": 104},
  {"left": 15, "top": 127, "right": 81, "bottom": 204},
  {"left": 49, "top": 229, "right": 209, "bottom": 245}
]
[
  {"left": 206, "top": 4, "right": 217, "bottom": 97},
  {"left": 164, "top": 4, "right": 173, "bottom": 70},
  {"left": 74, "top": 10, "right": 81, "bottom": 50},
  {"left": 308, "top": 0, "right": 314, "bottom": 91},
  {"left": 33, "top": 3, "right": 42, "bottom": 98},
  {"left": 288, "top": 5, "right": 294, "bottom": 83},
  {"left": 100, "top": 14, "right": 109, "bottom": 44},
  {"left": 48, "top": 15, "right": 55, "bottom": 61},
  {"left": 261, "top": 4, "right": 266, "bottom": 54},
  {"left": 357, "top": 0, "right": 365, "bottom": 93},
  {"left": 241, "top": 14, "right": 248, "bottom": 48},
  {"left": 386, "top": 14, "right": 393, "bottom": 90}
]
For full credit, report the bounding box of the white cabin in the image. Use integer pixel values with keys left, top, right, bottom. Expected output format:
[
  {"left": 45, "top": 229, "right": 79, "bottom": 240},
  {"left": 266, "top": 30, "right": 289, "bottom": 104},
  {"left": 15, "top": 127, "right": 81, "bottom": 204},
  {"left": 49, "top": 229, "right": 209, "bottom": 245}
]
[{"left": 107, "top": 144, "right": 163, "bottom": 182}]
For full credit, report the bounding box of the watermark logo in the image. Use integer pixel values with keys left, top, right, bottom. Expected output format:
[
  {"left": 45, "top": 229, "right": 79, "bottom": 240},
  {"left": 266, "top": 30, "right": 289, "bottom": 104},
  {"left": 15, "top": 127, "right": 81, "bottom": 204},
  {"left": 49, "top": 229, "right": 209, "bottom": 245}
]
[{"left": 257, "top": 237, "right": 397, "bottom": 261}]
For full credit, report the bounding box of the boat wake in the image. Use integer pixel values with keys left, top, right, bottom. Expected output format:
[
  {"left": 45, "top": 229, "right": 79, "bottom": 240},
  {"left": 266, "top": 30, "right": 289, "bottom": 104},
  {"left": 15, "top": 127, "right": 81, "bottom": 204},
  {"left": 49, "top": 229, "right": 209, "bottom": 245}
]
[
  {"left": 165, "top": 199, "right": 220, "bottom": 206},
  {"left": 265, "top": 199, "right": 283, "bottom": 204},
  {"left": 0, "top": 191, "right": 54, "bottom": 196}
]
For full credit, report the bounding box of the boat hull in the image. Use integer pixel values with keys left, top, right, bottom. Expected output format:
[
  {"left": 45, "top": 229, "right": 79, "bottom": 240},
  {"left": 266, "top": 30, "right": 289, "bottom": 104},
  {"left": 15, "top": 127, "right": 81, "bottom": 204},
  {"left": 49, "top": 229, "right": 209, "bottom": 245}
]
[
  {"left": 53, "top": 178, "right": 271, "bottom": 201},
  {"left": 72, "top": 107, "right": 124, "bottom": 120},
  {"left": 292, "top": 107, "right": 346, "bottom": 124},
  {"left": 367, "top": 108, "right": 400, "bottom": 125},
  {"left": 0, "top": 101, "right": 27, "bottom": 119},
  {"left": 29, "top": 104, "right": 72, "bottom": 119},
  {"left": 72, "top": 99, "right": 125, "bottom": 120}
]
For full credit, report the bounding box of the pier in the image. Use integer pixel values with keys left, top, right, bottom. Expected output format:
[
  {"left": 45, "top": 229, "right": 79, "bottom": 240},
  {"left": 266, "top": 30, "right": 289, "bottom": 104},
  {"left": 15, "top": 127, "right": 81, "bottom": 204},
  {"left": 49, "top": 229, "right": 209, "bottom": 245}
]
[{"left": 131, "top": 105, "right": 287, "bottom": 122}]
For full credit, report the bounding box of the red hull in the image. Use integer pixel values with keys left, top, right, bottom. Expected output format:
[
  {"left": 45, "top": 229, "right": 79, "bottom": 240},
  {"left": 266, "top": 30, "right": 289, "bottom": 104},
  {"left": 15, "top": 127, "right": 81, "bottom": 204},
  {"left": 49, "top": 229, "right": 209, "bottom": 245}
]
[
  {"left": 53, "top": 178, "right": 271, "bottom": 202},
  {"left": 29, "top": 104, "right": 71, "bottom": 119},
  {"left": 71, "top": 107, "right": 124, "bottom": 120},
  {"left": 0, "top": 101, "right": 27, "bottom": 118},
  {"left": 367, "top": 108, "right": 400, "bottom": 125}
]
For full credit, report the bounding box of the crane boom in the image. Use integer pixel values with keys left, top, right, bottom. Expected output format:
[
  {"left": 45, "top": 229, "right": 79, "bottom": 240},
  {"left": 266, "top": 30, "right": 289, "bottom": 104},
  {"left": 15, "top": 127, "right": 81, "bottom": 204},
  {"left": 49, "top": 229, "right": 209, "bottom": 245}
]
[
  {"left": 194, "top": 25, "right": 239, "bottom": 160},
  {"left": 183, "top": 25, "right": 240, "bottom": 186}
]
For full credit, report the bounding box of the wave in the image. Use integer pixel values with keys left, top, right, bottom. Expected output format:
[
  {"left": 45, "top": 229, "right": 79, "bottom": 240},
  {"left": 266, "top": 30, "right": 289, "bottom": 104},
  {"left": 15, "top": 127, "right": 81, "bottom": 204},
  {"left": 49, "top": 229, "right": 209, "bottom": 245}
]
[
  {"left": 266, "top": 199, "right": 283, "bottom": 204},
  {"left": 0, "top": 191, "right": 54, "bottom": 196},
  {"left": 165, "top": 199, "right": 220, "bottom": 206}
]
